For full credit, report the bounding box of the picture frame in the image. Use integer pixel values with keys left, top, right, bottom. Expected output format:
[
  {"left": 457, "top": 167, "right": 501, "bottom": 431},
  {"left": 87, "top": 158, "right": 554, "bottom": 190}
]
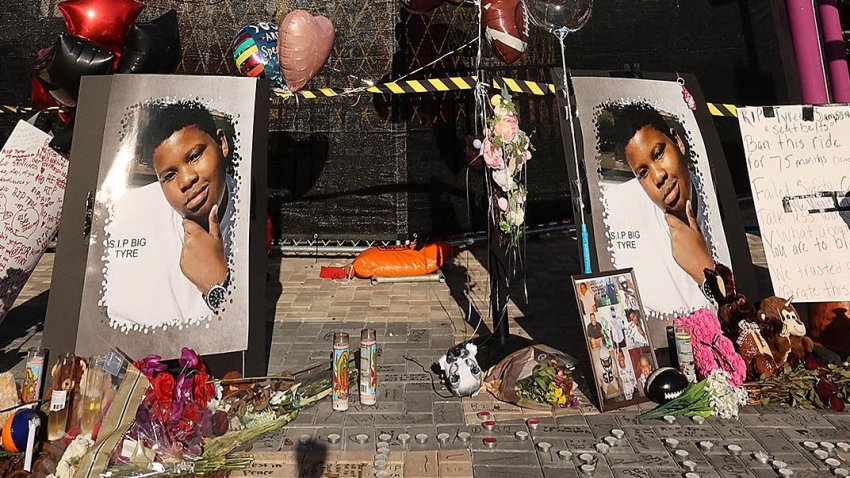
[
  {"left": 572, "top": 268, "right": 658, "bottom": 412},
  {"left": 554, "top": 70, "right": 757, "bottom": 352},
  {"left": 43, "top": 75, "right": 269, "bottom": 374}
]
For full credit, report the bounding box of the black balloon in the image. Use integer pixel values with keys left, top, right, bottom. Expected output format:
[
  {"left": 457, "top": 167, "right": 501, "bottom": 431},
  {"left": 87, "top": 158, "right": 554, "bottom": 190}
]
[
  {"left": 116, "top": 10, "right": 181, "bottom": 74},
  {"left": 644, "top": 367, "right": 690, "bottom": 404},
  {"left": 34, "top": 33, "right": 115, "bottom": 107}
]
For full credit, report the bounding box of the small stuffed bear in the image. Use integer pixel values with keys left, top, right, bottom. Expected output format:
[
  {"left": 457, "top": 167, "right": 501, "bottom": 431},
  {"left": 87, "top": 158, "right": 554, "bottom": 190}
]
[
  {"left": 704, "top": 264, "right": 777, "bottom": 378},
  {"left": 49, "top": 356, "right": 87, "bottom": 428},
  {"left": 437, "top": 343, "right": 481, "bottom": 397},
  {"left": 759, "top": 296, "right": 814, "bottom": 365}
]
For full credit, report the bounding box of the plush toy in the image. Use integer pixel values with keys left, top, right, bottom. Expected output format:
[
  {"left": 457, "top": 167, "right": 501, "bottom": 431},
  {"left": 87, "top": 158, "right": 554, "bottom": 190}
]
[
  {"left": 49, "top": 356, "right": 87, "bottom": 429},
  {"left": 704, "top": 264, "right": 777, "bottom": 379},
  {"left": 759, "top": 296, "right": 815, "bottom": 365},
  {"left": 437, "top": 343, "right": 481, "bottom": 397},
  {"left": 674, "top": 309, "right": 747, "bottom": 386}
]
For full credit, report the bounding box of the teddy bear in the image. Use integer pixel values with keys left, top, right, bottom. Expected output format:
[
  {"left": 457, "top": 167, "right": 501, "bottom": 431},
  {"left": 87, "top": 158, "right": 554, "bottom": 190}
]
[
  {"left": 704, "top": 264, "right": 777, "bottom": 379},
  {"left": 758, "top": 296, "right": 814, "bottom": 366},
  {"left": 49, "top": 355, "right": 87, "bottom": 429}
]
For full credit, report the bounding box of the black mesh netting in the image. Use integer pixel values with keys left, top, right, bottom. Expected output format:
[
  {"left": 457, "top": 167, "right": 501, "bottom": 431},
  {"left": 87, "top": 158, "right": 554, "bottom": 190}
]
[{"left": 1, "top": 0, "right": 794, "bottom": 241}]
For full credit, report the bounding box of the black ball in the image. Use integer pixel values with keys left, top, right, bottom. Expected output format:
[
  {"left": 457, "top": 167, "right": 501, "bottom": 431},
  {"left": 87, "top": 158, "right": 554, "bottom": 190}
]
[{"left": 645, "top": 367, "right": 690, "bottom": 404}]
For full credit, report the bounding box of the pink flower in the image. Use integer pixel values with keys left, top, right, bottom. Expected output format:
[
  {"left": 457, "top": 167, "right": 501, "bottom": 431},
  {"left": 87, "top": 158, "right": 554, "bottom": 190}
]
[
  {"left": 522, "top": 149, "right": 532, "bottom": 162},
  {"left": 493, "top": 116, "right": 519, "bottom": 143},
  {"left": 675, "top": 309, "right": 746, "bottom": 386},
  {"left": 497, "top": 197, "right": 508, "bottom": 211},
  {"left": 482, "top": 138, "right": 503, "bottom": 169}
]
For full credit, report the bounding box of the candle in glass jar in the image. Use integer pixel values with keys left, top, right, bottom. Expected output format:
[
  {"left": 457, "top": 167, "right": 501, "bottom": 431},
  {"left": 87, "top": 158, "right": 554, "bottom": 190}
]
[
  {"left": 79, "top": 355, "right": 108, "bottom": 436},
  {"left": 21, "top": 348, "right": 46, "bottom": 403}
]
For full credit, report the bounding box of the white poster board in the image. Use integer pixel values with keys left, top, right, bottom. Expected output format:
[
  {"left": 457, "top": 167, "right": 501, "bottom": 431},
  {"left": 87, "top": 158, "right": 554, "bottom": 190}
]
[
  {"left": 0, "top": 120, "right": 68, "bottom": 322},
  {"left": 739, "top": 105, "right": 850, "bottom": 302}
]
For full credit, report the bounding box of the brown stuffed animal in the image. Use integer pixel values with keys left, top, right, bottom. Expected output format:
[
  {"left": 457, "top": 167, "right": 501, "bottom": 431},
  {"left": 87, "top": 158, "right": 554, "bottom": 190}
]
[
  {"left": 49, "top": 355, "right": 87, "bottom": 429},
  {"left": 758, "top": 296, "right": 815, "bottom": 365},
  {"left": 704, "top": 264, "right": 778, "bottom": 378}
]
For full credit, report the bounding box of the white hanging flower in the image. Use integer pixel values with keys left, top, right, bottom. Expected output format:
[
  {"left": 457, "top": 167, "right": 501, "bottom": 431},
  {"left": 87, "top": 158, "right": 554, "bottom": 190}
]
[
  {"left": 492, "top": 167, "right": 514, "bottom": 192},
  {"left": 507, "top": 206, "right": 525, "bottom": 227}
]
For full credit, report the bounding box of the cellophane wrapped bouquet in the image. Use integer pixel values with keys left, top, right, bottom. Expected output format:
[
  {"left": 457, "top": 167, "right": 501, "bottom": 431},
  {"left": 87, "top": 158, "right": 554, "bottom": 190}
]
[{"left": 483, "top": 345, "right": 579, "bottom": 410}]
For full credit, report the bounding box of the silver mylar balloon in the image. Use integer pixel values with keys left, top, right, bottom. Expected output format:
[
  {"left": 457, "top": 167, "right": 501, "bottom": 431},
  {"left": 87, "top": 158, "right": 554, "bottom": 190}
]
[{"left": 526, "top": 0, "right": 592, "bottom": 34}]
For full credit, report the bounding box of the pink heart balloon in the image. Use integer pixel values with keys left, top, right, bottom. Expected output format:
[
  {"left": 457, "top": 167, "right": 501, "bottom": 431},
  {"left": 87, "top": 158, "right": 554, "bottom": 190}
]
[{"left": 279, "top": 10, "right": 335, "bottom": 92}]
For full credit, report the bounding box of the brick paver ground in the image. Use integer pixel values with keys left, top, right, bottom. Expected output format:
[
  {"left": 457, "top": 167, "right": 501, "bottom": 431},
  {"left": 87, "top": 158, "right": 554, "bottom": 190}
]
[{"left": 1, "top": 232, "right": 848, "bottom": 477}]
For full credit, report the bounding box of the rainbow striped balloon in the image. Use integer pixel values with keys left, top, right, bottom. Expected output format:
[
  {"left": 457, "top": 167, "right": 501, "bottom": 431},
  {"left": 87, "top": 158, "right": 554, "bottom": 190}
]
[{"left": 230, "top": 23, "right": 286, "bottom": 89}]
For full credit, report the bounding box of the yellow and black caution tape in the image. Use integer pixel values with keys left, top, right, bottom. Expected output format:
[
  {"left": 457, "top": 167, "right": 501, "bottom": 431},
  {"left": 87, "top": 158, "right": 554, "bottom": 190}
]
[
  {"left": 274, "top": 76, "right": 738, "bottom": 117},
  {"left": 706, "top": 103, "right": 738, "bottom": 118},
  {"left": 1, "top": 78, "right": 737, "bottom": 118},
  {"left": 0, "top": 105, "right": 69, "bottom": 115}
]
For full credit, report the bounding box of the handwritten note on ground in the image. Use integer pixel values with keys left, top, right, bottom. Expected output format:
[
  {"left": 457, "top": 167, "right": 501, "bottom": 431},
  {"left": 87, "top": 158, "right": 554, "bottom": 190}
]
[
  {"left": 739, "top": 105, "right": 850, "bottom": 301},
  {"left": 0, "top": 121, "right": 67, "bottom": 321}
]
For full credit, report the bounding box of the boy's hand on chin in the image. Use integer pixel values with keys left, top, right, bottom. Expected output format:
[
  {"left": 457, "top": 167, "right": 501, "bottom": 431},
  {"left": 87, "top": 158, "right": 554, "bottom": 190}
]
[
  {"left": 665, "top": 200, "right": 714, "bottom": 284},
  {"left": 180, "top": 204, "right": 227, "bottom": 294}
]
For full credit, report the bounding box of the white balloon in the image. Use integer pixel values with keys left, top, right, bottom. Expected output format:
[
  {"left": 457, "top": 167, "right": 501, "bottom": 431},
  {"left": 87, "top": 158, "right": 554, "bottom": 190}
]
[{"left": 526, "top": 0, "right": 592, "bottom": 34}]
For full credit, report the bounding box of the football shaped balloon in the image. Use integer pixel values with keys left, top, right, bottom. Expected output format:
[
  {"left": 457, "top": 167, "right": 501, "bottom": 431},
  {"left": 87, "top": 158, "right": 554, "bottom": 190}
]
[
  {"left": 644, "top": 367, "right": 690, "bottom": 404},
  {"left": 278, "top": 10, "right": 334, "bottom": 92},
  {"left": 117, "top": 9, "right": 181, "bottom": 74},
  {"left": 483, "top": 0, "right": 529, "bottom": 64},
  {"left": 59, "top": 0, "right": 144, "bottom": 52},
  {"left": 34, "top": 33, "right": 115, "bottom": 107}
]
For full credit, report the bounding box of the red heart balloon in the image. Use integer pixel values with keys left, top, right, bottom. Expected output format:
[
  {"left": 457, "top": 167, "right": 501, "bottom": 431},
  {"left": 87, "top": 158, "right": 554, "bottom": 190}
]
[
  {"left": 278, "top": 10, "right": 335, "bottom": 92},
  {"left": 58, "top": 0, "right": 144, "bottom": 52}
]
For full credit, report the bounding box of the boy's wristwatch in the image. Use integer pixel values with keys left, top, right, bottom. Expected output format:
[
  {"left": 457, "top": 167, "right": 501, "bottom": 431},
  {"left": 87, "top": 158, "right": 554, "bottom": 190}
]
[{"left": 204, "top": 273, "right": 230, "bottom": 312}]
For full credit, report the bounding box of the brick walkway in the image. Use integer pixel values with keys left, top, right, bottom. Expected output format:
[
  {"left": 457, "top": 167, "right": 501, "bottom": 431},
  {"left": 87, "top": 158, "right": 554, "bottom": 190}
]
[{"left": 1, "top": 233, "right": 849, "bottom": 477}]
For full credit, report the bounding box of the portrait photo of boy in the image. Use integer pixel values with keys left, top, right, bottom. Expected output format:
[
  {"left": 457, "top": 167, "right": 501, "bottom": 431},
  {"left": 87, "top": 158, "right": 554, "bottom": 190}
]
[
  {"left": 74, "top": 75, "right": 259, "bottom": 359},
  {"left": 570, "top": 76, "right": 733, "bottom": 332}
]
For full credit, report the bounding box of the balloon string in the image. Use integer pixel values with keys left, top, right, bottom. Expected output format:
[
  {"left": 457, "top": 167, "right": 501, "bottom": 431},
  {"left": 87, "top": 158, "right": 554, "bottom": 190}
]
[
  {"left": 393, "top": 38, "right": 478, "bottom": 84},
  {"left": 555, "top": 29, "right": 590, "bottom": 274}
]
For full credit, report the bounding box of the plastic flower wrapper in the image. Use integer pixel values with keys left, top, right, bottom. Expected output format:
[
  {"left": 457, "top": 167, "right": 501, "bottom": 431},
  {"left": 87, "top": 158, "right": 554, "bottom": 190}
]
[
  {"left": 636, "top": 369, "right": 747, "bottom": 423},
  {"left": 104, "top": 360, "right": 359, "bottom": 477},
  {"left": 483, "top": 345, "right": 579, "bottom": 410}
]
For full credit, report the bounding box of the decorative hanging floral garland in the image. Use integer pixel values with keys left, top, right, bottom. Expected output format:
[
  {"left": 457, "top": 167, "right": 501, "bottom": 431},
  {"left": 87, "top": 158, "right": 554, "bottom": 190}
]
[{"left": 481, "top": 87, "right": 534, "bottom": 248}]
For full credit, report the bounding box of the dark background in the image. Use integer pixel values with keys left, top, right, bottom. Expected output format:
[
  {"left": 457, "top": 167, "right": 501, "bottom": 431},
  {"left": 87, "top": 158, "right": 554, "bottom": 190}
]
[{"left": 0, "top": 0, "right": 798, "bottom": 241}]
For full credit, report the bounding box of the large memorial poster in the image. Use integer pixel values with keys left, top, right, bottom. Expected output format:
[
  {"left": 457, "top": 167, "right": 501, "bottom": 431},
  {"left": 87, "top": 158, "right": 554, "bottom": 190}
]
[
  {"left": 74, "top": 75, "right": 258, "bottom": 359},
  {"left": 0, "top": 121, "right": 67, "bottom": 323},
  {"left": 571, "top": 76, "right": 733, "bottom": 328},
  {"left": 739, "top": 105, "right": 850, "bottom": 302}
]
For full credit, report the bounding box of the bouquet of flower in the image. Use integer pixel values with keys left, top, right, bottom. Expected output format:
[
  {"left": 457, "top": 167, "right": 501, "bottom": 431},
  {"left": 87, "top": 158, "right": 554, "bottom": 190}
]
[
  {"left": 516, "top": 359, "right": 578, "bottom": 408},
  {"left": 126, "top": 347, "right": 217, "bottom": 460},
  {"left": 103, "top": 356, "right": 357, "bottom": 477},
  {"left": 636, "top": 369, "right": 748, "bottom": 422},
  {"left": 749, "top": 354, "right": 849, "bottom": 411},
  {"left": 482, "top": 87, "right": 533, "bottom": 248},
  {"left": 483, "top": 345, "right": 579, "bottom": 410}
]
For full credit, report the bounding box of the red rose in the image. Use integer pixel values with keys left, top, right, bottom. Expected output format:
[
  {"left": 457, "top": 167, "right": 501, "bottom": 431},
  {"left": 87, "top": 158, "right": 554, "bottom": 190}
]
[
  {"left": 193, "top": 371, "right": 214, "bottom": 406},
  {"left": 786, "top": 353, "right": 800, "bottom": 368},
  {"left": 210, "top": 411, "right": 229, "bottom": 437},
  {"left": 829, "top": 396, "right": 846, "bottom": 412},
  {"left": 181, "top": 403, "right": 202, "bottom": 425},
  {"left": 804, "top": 354, "right": 821, "bottom": 371},
  {"left": 816, "top": 378, "right": 838, "bottom": 398},
  {"left": 151, "top": 373, "right": 176, "bottom": 404}
]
